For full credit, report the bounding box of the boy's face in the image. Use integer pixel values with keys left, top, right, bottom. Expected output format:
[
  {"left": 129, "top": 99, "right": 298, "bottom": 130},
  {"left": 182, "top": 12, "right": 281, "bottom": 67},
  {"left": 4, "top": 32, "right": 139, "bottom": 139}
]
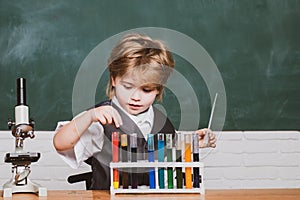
[{"left": 112, "top": 74, "right": 159, "bottom": 115}]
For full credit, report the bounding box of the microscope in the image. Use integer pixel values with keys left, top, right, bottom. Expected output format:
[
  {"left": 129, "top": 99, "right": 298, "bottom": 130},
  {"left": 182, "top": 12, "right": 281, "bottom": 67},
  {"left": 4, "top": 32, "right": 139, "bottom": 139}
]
[{"left": 3, "top": 78, "right": 47, "bottom": 197}]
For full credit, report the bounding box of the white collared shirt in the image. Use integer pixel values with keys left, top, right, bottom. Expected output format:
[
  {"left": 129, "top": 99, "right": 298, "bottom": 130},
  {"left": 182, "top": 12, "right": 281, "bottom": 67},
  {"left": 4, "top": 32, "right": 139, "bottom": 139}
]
[
  {"left": 55, "top": 97, "right": 154, "bottom": 168},
  {"left": 111, "top": 96, "right": 154, "bottom": 140}
]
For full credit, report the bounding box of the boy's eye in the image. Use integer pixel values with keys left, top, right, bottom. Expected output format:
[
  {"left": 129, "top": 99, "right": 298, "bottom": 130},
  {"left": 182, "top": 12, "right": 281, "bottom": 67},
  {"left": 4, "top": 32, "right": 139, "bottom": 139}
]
[
  {"left": 123, "top": 84, "right": 132, "bottom": 89},
  {"left": 142, "top": 88, "right": 155, "bottom": 93}
]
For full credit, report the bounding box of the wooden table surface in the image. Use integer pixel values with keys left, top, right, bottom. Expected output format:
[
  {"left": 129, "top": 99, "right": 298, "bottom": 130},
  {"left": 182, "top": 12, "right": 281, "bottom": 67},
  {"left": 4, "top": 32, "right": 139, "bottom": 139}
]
[{"left": 1, "top": 189, "right": 300, "bottom": 200}]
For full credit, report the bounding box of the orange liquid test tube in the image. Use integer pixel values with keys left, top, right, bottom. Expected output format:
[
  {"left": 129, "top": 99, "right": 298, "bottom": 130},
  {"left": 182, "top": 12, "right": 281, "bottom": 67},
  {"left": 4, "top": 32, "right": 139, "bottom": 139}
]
[
  {"left": 184, "top": 134, "right": 192, "bottom": 189},
  {"left": 112, "top": 132, "right": 119, "bottom": 189}
]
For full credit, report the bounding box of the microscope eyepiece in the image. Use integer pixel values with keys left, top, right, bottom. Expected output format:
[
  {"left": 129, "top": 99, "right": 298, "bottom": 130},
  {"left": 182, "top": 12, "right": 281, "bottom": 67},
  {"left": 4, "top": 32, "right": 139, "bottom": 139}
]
[{"left": 17, "top": 78, "right": 26, "bottom": 106}]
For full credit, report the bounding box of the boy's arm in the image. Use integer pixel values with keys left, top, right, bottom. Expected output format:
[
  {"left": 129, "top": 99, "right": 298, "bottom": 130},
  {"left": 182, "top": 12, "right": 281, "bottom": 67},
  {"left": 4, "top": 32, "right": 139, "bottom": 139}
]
[
  {"left": 53, "top": 110, "right": 94, "bottom": 151},
  {"left": 53, "top": 105, "right": 123, "bottom": 151}
]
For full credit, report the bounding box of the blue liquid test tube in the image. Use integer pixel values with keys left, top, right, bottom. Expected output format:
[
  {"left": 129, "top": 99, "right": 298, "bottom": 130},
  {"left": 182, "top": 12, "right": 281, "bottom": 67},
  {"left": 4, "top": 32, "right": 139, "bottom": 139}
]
[
  {"left": 166, "top": 134, "right": 174, "bottom": 189},
  {"left": 193, "top": 133, "right": 200, "bottom": 188},
  {"left": 157, "top": 133, "right": 165, "bottom": 189},
  {"left": 147, "top": 134, "right": 155, "bottom": 189},
  {"left": 130, "top": 133, "right": 138, "bottom": 189}
]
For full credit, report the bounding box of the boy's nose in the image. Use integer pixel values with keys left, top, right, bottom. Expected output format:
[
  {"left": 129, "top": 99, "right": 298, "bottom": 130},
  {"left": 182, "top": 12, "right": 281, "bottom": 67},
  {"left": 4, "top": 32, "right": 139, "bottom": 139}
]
[{"left": 130, "top": 89, "right": 141, "bottom": 101}]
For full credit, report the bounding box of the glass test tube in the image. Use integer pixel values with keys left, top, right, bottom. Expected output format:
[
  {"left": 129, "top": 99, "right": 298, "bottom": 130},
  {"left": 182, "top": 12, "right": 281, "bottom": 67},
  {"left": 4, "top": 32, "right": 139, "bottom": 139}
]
[
  {"left": 112, "top": 132, "right": 119, "bottom": 189},
  {"left": 166, "top": 134, "right": 174, "bottom": 189},
  {"left": 157, "top": 133, "right": 165, "bottom": 189},
  {"left": 147, "top": 134, "right": 156, "bottom": 189},
  {"left": 184, "top": 134, "right": 192, "bottom": 189},
  {"left": 130, "top": 133, "right": 138, "bottom": 189},
  {"left": 193, "top": 133, "right": 200, "bottom": 188},
  {"left": 121, "top": 134, "right": 129, "bottom": 189},
  {"left": 175, "top": 132, "right": 183, "bottom": 189}
]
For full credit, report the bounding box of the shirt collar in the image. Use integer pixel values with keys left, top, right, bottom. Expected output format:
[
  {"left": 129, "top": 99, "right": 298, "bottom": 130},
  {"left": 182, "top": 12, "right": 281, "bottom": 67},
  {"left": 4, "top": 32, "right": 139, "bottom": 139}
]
[{"left": 112, "top": 96, "right": 154, "bottom": 127}]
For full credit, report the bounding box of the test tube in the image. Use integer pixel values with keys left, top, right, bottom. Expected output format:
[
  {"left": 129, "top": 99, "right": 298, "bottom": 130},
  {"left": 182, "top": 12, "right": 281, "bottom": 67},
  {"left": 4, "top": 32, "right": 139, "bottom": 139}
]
[
  {"left": 130, "top": 133, "right": 138, "bottom": 189},
  {"left": 147, "top": 134, "right": 155, "bottom": 189},
  {"left": 175, "top": 132, "right": 183, "bottom": 189},
  {"left": 157, "top": 133, "right": 165, "bottom": 189},
  {"left": 112, "top": 132, "right": 119, "bottom": 189},
  {"left": 184, "top": 134, "right": 192, "bottom": 189},
  {"left": 193, "top": 133, "right": 200, "bottom": 188},
  {"left": 121, "top": 134, "right": 129, "bottom": 189},
  {"left": 166, "top": 134, "right": 174, "bottom": 189}
]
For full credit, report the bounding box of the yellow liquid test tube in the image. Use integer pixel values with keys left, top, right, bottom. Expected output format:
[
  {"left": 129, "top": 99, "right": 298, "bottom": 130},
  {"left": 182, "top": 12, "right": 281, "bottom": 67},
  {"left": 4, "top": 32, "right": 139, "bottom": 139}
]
[{"left": 184, "top": 134, "right": 192, "bottom": 189}]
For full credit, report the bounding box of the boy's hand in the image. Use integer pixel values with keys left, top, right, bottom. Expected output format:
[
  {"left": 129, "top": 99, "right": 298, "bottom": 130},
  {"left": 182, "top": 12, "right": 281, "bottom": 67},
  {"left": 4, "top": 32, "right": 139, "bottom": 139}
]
[
  {"left": 195, "top": 128, "right": 216, "bottom": 148},
  {"left": 89, "top": 105, "right": 123, "bottom": 128}
]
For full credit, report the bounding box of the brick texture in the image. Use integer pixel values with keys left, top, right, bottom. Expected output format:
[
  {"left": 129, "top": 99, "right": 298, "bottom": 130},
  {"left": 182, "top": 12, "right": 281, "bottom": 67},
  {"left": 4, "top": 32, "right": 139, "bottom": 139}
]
[{"left": 0, "top": 130, "right": 299, "bottom": 190}]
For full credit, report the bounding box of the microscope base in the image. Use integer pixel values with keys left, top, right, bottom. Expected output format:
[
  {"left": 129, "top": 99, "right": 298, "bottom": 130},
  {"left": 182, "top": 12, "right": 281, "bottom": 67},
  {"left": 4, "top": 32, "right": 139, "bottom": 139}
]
[{"left": 3, "top": 179, "right": 47, "bottom": 197}]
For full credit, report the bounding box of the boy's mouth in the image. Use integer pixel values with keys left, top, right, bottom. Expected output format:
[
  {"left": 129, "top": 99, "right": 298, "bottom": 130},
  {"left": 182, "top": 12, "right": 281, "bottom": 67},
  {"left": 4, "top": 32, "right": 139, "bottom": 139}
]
[{"left": 128, "top": 103, "right": 142, "bottom": 110}]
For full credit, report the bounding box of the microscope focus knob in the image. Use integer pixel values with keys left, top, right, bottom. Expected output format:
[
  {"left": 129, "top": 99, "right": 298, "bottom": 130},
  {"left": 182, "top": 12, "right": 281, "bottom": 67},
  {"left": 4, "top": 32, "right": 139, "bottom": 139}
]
[
  {"left": 28, "top": 131, "right": 35, "bottom": 139},
  {"left": 30, "top": 118, "right": 35, "bottom": 128},
  {"left": 7, "top": 118, "right": 15, "bottom": 130}
]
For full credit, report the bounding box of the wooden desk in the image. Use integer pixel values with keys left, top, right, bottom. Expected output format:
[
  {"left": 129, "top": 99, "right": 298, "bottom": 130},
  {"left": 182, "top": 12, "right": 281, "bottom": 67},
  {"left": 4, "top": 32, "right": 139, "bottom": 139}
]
[{"left": 1, "top": 189, "right": 300, "bottom": 200}]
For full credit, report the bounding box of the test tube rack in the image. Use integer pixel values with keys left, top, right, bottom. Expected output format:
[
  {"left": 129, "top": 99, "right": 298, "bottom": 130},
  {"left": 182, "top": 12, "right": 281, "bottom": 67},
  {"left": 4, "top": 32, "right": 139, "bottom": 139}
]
[{"left": 109, "top": 161, "right": 205, "bottom": 195}]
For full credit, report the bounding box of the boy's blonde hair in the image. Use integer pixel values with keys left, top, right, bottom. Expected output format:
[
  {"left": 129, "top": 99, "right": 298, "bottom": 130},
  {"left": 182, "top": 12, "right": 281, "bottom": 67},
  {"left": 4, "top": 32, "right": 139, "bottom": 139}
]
[{"left": 106, "top": 33, "right": 175, "bottom": 101}]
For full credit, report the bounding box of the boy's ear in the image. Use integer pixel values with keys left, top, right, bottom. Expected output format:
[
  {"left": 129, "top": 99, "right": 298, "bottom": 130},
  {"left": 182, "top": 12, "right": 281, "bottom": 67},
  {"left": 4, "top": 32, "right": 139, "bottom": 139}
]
[{"left": 111, "top": 77, "right": 116, "bottom": 87}]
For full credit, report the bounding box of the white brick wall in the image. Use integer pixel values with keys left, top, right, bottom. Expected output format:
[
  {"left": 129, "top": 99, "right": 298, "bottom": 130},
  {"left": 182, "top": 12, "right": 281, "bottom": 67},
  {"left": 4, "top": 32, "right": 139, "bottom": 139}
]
[
  {"left": 0, "top": 130, "right": 299, "bottom": 190},
  {"left": 201, "top": 131, "right": 300, "bottom": 189}
]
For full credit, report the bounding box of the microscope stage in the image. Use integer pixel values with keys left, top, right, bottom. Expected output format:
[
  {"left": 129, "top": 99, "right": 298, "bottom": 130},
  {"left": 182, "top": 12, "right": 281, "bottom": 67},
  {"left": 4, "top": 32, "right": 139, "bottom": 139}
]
[{"left": 5, "top": 152, "right": 40, "bottom": 164}]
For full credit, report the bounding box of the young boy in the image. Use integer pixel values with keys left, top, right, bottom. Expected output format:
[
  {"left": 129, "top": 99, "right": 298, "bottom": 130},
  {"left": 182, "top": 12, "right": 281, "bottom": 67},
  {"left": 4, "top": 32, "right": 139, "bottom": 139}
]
[{"left": 53, "top": 33, "right": 216, "bottom": 189}]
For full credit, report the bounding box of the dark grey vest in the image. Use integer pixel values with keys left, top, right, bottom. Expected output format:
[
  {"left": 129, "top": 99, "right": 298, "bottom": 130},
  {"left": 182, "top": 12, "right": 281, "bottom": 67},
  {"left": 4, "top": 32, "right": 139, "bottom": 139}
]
[{"left": 89, "top": 100, "right": 175, "bottom": 190}]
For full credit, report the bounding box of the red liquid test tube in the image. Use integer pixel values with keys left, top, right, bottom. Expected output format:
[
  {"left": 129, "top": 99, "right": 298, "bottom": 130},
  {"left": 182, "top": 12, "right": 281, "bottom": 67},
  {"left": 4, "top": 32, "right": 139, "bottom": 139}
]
[{"left": 112, "top": 132, "right": 119, "bottom": 189}]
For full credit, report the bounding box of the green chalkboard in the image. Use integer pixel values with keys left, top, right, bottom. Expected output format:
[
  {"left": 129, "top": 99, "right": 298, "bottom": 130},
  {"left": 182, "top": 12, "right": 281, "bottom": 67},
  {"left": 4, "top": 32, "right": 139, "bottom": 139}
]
[{"left": 0, "top": 0, "right": 299, "bottom": 131}]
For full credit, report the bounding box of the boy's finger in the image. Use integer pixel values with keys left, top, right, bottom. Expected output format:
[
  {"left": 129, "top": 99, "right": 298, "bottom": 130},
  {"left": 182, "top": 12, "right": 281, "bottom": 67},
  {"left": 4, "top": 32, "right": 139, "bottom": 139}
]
[
  {"left": 103, "top": 113, "right": 113, "bottom": 124},
  {"left": 112, "top": 109, "right": 122, "bottom": 128},
  {"left": 210, "top": 143, "right": 216, "bottom": 148},
  {"left": 195, "top": 129, "right": 206, "bottom": 136},
  {"left": 98, "top": 115, "right": 107, "bottom": 125}
]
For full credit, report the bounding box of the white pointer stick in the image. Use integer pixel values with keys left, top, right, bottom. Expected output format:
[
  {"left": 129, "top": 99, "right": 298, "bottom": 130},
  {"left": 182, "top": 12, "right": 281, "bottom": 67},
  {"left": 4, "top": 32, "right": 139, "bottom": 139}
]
[{"left": 204, "top": 93, "right": 218, "bottom": 146}]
